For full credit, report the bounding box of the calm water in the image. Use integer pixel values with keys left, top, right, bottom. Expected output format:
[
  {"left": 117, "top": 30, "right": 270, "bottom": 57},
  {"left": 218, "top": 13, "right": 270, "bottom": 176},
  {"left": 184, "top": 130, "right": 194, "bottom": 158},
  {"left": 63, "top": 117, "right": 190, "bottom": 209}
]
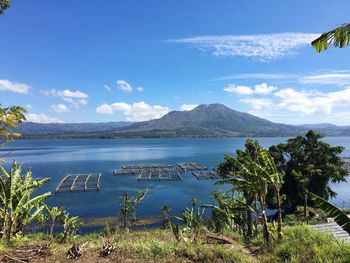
[{"left": 1, "top": 137, "right": 349, "bottom": 222}]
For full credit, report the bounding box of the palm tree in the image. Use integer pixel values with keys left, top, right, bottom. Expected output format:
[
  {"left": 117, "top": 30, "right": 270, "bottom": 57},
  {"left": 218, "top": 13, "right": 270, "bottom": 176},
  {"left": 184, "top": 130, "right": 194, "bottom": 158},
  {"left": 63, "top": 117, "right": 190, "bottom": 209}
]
[
  {"left": 0, "top": 161, "right": 51, "bottom": 242},
  {"left": 312, "top": 23, "right": 350, "bottom": 52}
]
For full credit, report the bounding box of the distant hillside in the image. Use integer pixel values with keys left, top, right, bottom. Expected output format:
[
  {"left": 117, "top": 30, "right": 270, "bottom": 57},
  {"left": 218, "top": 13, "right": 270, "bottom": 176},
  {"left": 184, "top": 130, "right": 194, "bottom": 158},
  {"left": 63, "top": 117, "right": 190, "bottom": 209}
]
[
  {"left": 14, "top": 104, "right": 350, "bottom": 138},
  {"left": 16, "top": 122, "right": 131, "bottom": 136}
]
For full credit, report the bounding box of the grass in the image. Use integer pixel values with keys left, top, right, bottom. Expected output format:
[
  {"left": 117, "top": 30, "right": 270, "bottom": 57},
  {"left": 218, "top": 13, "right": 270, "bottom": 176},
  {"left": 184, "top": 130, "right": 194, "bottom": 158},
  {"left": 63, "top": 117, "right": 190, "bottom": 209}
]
[
  {"left": 252, "top": 225, "right": 350, "bottom": 263},
  {"left": 1, "top": 224, "right": 349, "bottom": 262}
]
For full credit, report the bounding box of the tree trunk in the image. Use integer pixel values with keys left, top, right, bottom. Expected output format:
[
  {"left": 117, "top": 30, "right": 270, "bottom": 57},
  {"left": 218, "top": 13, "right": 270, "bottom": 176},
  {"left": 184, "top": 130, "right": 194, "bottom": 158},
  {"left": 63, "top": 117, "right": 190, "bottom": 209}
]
[
  {"left": 50, "top": 219, "right": 55, "bottom": 236},
  {"left": 245, "top": 193, "right": 253, "bottom": 239},
  {"left": 259, "top": 194, "right": 270, "bottom": 244},
  {"left": 304, "top": 192, "right": 308, "bottom": 218},
  {"left": 276, "top": 188, "right": 283, "bottom": 240}
]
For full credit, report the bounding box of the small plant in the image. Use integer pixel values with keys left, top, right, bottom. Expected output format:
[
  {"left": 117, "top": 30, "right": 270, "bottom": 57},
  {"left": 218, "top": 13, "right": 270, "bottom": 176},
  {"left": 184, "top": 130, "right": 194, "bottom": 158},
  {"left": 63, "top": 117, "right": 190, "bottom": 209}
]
[
  {"left": 161, "top": 204, "right": 171, "bottom": 229},
  {"left": 119, "top": 189, "right": 147, "bottom": 229},
  {"left": 60, "top": 210, "right": 82, "bottom": 243}
]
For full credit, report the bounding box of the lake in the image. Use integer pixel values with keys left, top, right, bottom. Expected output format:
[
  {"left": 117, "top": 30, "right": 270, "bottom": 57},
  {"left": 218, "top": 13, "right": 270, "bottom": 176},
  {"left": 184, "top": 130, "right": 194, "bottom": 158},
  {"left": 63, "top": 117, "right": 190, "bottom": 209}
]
[{"left": 1, "top": 137, "right": 349, "bottom": 228}]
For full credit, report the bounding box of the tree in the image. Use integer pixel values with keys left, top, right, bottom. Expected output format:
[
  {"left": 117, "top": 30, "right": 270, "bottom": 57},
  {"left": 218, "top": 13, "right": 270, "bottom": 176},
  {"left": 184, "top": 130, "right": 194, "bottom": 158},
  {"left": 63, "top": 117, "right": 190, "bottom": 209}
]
[
  {"left": 60, "top": 210, "right": 81, "bottom": 243},
  {"left": 0, "top": 0, "right": 11, "bottom": 15},
  {"left": 269, "top": 130, "right": 347, "bottom": 213},
  {"left": 119, "top": 189, "right": 147, "bottom": 229},
  {"left": 0, "top": 105, "right": 26, "bottom": 143},
  {"left": 312, "top": 23, "right": 350, "bottom": 52},
  {"left": 217, "top": 139, "right": 285, "bottom": 242},
  {"left": 0, "top": 161, "right": 51, "bottom": 242}
]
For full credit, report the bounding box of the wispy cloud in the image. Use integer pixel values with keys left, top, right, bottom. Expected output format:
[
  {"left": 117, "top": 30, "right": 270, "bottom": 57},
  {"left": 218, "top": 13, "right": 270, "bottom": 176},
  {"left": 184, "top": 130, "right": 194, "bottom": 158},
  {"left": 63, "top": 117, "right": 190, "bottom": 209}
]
[
  {"left": 137, "top": 87, "right": 144, "bottom": 92},
  {"left": 179, "top": 104, "right": 198, "bottom": 111},
  {"left": 104, "top": 84, "right": 112, "bottom": 92},
  {"left": 51, "top": 104, "right": 70, "bottom": 113},
  {"left": 42, "top": 89, "right": 88, "bottom": 107},
  {"left": 117, "top": 80, "right": 133, "bottom": 92},
  {"left": 25, "top": 113, "right": 63, "bottom": 123},
  {"left": 96, "top": 101, "right": 169, "bottom": 121},
  {"left": 170, "top": 33, "right": 319, "bottom": 61},
  {"left": 214, "top": 73, "right": 295, "bottom": 81},
  {"left": 299, "top": 71, "right": 350, "bottom": 86},
  {"left": 0, "top": 79, "right": 30, "bottom": 94},
  {"left": 224, "top": 83, "right": 277, "bottom": 95}
]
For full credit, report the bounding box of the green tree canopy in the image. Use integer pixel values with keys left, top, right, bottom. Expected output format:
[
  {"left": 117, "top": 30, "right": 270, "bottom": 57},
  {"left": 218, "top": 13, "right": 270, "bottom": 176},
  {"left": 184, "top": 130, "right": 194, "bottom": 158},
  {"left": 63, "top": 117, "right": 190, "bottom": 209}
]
[
  {"left": 0, "top": 105, "right": 26, "bottom": 143},
  {"left": 269, "top": 130, "right": 347, "bottom": 212}
]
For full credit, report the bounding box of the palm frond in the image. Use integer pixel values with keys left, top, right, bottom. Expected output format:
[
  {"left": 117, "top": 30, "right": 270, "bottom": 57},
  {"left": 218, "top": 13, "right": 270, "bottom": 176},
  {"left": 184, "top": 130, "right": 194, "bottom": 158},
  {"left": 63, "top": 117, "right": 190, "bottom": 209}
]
[
  {"left": 310, "top": 192, "right": 350, "bottom": 234},
  {"left": 312, "top": 23, "right": 350, "bottom": 52}
]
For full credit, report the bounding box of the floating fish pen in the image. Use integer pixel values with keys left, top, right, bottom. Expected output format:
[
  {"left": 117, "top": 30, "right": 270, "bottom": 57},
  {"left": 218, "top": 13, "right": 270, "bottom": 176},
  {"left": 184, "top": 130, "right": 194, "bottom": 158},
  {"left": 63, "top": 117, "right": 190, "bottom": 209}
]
[
  {"left": 113, "top": 168, "right": 140, "bottom": 176},
  {"left": 138, "top": 169, "right": 182, "bottom": 181},
  {"left": 121, "top": 164, "right": 173, "bottom": 169},
  {"left": 176, "top": 162, "right": 207, "bottom": 171},
  {"left": 55, "top": 173, "right": 102, "bottom": 192},
  {"left": 192, "top": 171, "right": 222, "bottom": 180}
]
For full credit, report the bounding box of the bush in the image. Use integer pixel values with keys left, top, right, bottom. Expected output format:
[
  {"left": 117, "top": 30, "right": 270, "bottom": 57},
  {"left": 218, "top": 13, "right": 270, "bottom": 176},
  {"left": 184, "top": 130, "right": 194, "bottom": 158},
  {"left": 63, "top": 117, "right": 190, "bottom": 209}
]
[{"left": 253, "top": 225, "right": 350, "bottom": 263}]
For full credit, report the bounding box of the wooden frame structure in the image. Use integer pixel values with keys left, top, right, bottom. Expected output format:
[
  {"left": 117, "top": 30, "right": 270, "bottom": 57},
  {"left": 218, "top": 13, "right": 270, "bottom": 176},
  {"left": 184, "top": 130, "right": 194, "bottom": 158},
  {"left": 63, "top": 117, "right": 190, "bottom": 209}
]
[
  {"left": 176, "top": 162, "right": 207, "bottom": 171},
  {"left": 192, "top": 171, "right": 222, "bottom": 180},
  {"left": 137, "top": 169, "right": 182, "bottom": 181},
  {"left": 56, "top": 173, "right": 102, "bottom": 192},
  {"left": 121, "top": 164, "right": 172, "bottom": 169}
]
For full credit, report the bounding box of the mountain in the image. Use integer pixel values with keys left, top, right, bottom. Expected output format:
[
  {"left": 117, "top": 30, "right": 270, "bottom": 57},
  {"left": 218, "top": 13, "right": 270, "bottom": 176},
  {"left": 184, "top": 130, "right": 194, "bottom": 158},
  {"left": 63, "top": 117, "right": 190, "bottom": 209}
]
[
  {"left": 120, "top": 104, "right": 299, "bottom": 136},
  {"left": 14, "top": 104, "right": 350, "bottom": 138},
  {"left": 15, "top": 121, "right": 132, "bottom": 136}
]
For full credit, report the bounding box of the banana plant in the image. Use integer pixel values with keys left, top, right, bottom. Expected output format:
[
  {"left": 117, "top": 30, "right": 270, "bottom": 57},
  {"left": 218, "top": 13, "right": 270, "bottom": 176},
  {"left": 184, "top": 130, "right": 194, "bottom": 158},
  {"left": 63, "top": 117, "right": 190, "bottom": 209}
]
[
  {"left": 203, "top": 191, "right": 253, "bottom": 236},
  {"left": 60, "top": 210, "right": 82, "bottom": 243},
  {"left": 46, "top": 206, "right": 63, "bottom": 236},
  {"left": 216, "top": 143, "right": 284, "bottom": 243},
  {"left": 0, "top": 161, "right": 51, "bottom": 242},
  {"left": 310, "top": 193, "right": 350, "bottom": 234},
  {"left": 174, "top": 198, "right": 205, "bottom": 231},
  {"left": 119, "top": 189, "right": 147, "bottom": 229}
]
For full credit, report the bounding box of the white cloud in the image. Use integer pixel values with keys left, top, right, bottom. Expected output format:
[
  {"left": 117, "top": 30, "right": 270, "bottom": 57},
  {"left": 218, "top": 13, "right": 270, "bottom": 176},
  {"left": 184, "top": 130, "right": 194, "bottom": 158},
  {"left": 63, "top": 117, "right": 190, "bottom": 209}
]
[
  {"left": 0, "top": 79, "right": 30, "bottom": 94},
  {"left": 240, "top": 98, "right": 273, "bottom": 110},
  {"left": 51, "top": 104, "right": 70, "bottom": 113},
  {"left": 25, "top": 113, "right": 63, "bottom": 123},
  {"left": 179, "top": 104, "right": 198, "bottom": 111},
  {"left": 170, "top": 33, "right": 319, "bottom": 61},
  {"left": 104, "top": 85, "right": 112, "bottom": 92},
  {"left": 215, "top": 73, "right": 293, "bottom": 81},
  {"left": 299, "top": 71, "right": 350, "bottom": 86},
  {"left": 117, "top": 80, "right": 132, "bottom": 92},
  {"left": 137, "top": 87, "right": 144, "bottom": 92},
  {"left": 42, "top": 89, "right": 88, "bottom": 106},
  {"left": 224, "top": 83, "right": 277, "bottom": 95},
  {"left": 96, "top": 101, "right": 170, "bottom": 121},
  {"left": 224, "top": 84, "right": 253, "bottom": 95}
]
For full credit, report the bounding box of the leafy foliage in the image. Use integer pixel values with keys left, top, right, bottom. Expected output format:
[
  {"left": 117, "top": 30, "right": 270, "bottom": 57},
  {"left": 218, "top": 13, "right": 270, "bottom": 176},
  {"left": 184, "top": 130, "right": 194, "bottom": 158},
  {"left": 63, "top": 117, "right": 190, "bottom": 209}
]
[
  {"left": 217, "top": 139, "right": 284, "bottom": 242},
  {"left": 310, "top": 192, "right": 350, "bottom": 234},
  {"left": 0, "top": 161, "right": 51, "bottom": 242},
  {"left": 269, "top": 130, "right": 347, "bottom": 212},
  {"left": 119, "top": 189, "right": 147, "bottom": 229},
  {"left": 312, "top": 23, "right": 350, "bottom": 52},
  {"left": 0, "top": 105, "right": 26, "bottom": 143},
  {"left": 203, "top": 191, "right": 253, "bottom": 235},
  {"left": 0, "top": 0, "right": 10, "bottom": 15}
]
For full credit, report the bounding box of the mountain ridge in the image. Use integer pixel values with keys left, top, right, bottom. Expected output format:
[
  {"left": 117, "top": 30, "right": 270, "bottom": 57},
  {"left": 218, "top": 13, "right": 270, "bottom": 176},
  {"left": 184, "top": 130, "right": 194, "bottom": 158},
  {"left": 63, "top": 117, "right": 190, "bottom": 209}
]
[{"left": 14, "top": 104, "right": 350, "bottom": 138}]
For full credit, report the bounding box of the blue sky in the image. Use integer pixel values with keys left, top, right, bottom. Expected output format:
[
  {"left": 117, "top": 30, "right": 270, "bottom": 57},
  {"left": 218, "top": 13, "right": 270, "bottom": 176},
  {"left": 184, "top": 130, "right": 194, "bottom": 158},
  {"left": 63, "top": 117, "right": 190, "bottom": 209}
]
[{"left": 1, "top": 0, "right": 350, "bottom": 125}]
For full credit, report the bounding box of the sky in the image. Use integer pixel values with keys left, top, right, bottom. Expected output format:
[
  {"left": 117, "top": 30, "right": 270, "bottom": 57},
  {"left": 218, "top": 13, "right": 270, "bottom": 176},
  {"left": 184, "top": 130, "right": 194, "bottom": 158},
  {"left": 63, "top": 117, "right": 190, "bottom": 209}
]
[{"left": 1, "top": 0, "right": 350, "bottom": 125}]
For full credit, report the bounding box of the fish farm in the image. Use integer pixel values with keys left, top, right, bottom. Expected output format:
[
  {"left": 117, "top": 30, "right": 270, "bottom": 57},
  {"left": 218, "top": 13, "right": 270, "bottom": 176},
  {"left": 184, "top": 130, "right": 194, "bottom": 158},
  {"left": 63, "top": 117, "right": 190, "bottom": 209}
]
[
  {"left": 56, "top": 173, "right": 102, "bottom": 192},
  {"left": 113, "top": 162, "right": 222, "bottom": 181}
]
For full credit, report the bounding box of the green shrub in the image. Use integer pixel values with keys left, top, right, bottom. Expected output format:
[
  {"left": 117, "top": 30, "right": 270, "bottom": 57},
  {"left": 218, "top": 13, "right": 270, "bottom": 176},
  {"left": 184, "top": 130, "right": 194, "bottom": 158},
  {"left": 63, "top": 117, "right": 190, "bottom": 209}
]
[{"left": 254, "top": 225, "right": 350, "bottom": 263}]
